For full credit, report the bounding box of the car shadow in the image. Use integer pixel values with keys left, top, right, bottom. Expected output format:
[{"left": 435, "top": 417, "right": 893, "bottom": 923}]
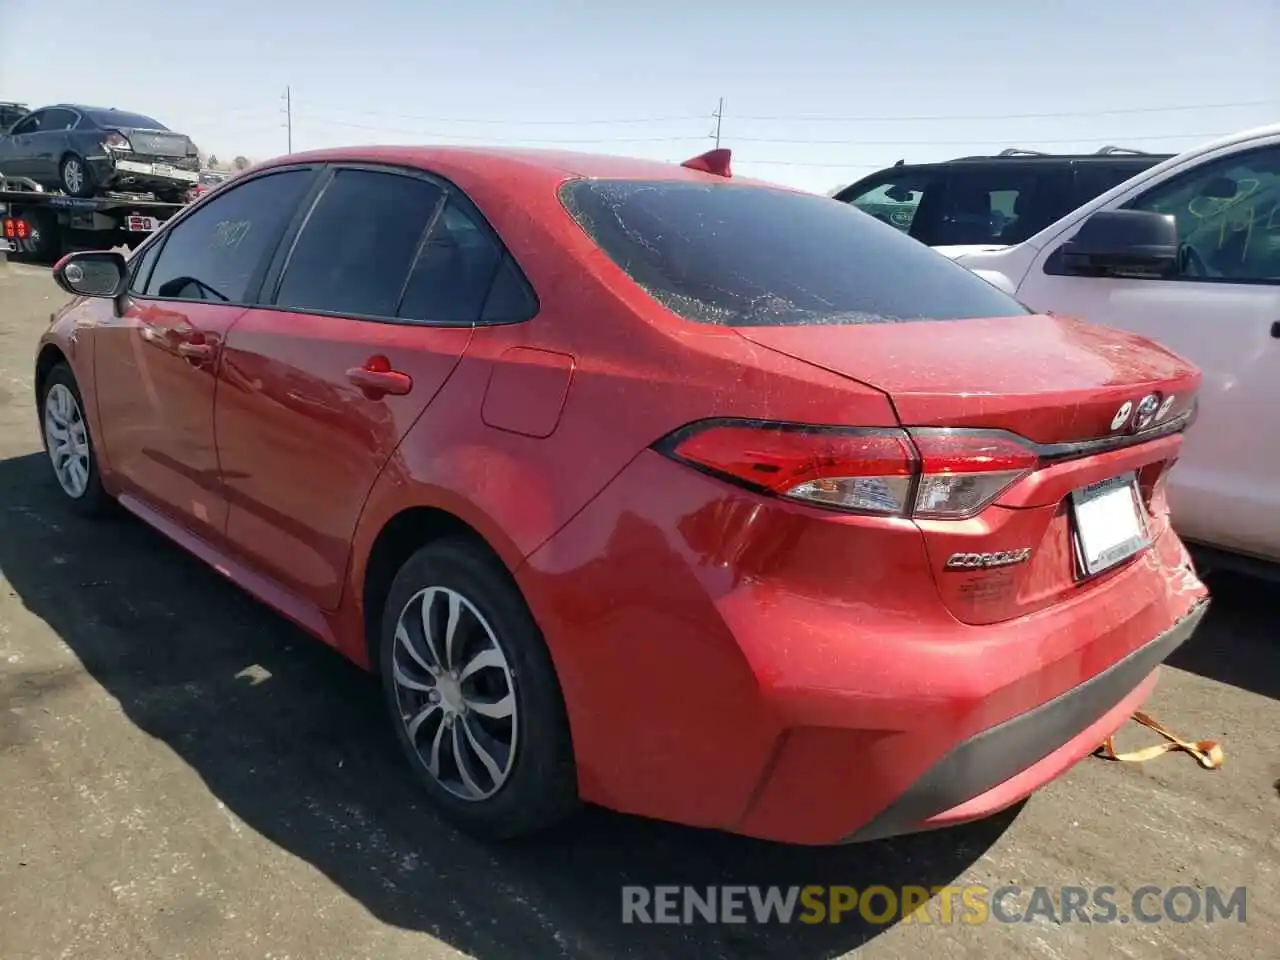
[
  {"left": 0, "top": 451, "right": 1011, "bottom": 959},
  {"left": 1165, "top": 569, "right": 1279, "bottom": 702}
]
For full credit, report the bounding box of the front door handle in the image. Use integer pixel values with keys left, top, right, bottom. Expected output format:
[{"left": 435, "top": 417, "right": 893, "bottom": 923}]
[
  {"left": 347, "top": 356, "right": 412, "bottom": 398},
  {"left": 1271, "top": 321, "right": 1280, "bottom": 339},
  {"left": 177, "top": 341, "right": 214, "bottom": 362}
]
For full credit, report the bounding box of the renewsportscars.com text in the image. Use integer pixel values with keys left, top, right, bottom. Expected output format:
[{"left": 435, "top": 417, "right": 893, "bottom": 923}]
[{"left": 621, "top": 884, "right": 1247, "bottom": 926}]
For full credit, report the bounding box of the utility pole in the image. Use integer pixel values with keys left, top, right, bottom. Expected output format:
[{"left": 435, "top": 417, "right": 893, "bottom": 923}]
[
  {"left": 712, "top": 96, "right": 724, "bottom": 148},
  {"left": 282, "top": 86, "right": 292, "bottom": 154}
]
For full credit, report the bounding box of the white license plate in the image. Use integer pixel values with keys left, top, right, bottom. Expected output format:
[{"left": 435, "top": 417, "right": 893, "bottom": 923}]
[
  {"left": 124, "top": 214, "right": 161, "bottom": 233},
  {"left": 1070, "top": 472, "right": 1148, "bottom": 577}
]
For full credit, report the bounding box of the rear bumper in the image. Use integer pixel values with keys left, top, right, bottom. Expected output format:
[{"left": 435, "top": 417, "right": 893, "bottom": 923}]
[
  {"left": 518, "top": 449, "right": 1210, "bottom": 845},
  {"left": 844, "top": 598, "right": 1207, "bottom": 842},
  {"left": 90, "top": 154, "right": 198, "bottom": 190}
]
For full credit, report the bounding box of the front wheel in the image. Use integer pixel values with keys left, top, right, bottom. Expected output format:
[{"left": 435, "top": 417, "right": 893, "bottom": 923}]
[
  {"left": 379, "top": 538, "right": 579, "bottom": 839},
  {"left": 39, "top": 363, "right": 113, "bottom": 517}
]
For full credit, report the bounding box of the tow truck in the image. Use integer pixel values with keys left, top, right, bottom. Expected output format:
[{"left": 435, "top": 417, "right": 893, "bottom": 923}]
[{"left": 0, "top": 172, "right": 185, "bottom": 264}]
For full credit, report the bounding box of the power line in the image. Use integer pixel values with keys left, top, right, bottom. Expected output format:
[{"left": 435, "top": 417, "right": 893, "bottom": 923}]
[
  {"left": 730, "top": 131, "right": 1225, "bottom": 147},
  {"left": 289, "top": 114, "right": 709, "bottom": 144},
  {"left": 274, "top": 97, "right": 1274, "bottom": 128},
  {"left": 729, "top": 99, "right": 1277, "bottom": 123}
]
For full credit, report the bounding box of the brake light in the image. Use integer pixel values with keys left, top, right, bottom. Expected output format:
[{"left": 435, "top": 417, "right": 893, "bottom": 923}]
[
  {"left": 658, "top": 420, "right": 1039, "bottom": 519},
  {"left": 2, "top": 217, "right": 31, "bottom": 240},
  {"left": 102, "top": 130, "right": 131, "bottom": 150},
  {"left": 909, "top": 428, "right": 1039, "bottom": 519}
]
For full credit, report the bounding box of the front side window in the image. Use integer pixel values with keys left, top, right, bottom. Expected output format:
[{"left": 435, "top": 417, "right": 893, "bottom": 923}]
[
  {"left": 1124, "top": 147, "right": 1280, "bottom": 283},
  {"left": 9, "top": 113, "right": 41, "bottom": 135},
  {"left": 561, "top": 179, "right": 1029, "bottom": 326},
  {"left": 144, "top": 168, "right": 313, "bottom": 302},
  {"left": 841, "top": 170, "right": 938, "bottom": 234}
]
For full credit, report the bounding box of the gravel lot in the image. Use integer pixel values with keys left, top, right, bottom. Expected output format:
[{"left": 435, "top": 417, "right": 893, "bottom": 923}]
[{"left": 0, "top": 261, "right": 1276, "bottom": 959}]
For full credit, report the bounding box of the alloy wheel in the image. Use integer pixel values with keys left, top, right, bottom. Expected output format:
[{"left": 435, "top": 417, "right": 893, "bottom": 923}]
[
  {"left": 43, "top": 383, "right": 91, "bottom": 498},
  {"left": 62, "top": 158, "right": 85, "bottom": 194},
  {"left": 391, "top": 586, "right": 518, "bottom": 801}
]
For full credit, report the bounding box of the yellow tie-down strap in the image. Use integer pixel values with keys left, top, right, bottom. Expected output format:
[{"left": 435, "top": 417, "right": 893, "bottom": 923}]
[{"left": 1095, "top": 711, "right": 1225, "bottom": 770}]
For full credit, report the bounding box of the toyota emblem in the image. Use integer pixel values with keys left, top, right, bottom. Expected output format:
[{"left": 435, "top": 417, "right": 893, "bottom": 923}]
[
  {"left": 1132, "top": 393, "right": 1161, "bottom": 432},
  {"left": 1110, "top": 401, "right": 1133, "bottom": 431}
]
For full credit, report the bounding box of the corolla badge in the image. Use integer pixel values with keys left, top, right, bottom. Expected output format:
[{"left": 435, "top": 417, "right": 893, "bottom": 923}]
[
  {"left": 1132, "top": 393, "right": 1162, "bottom": 432},
  {"left": 944, "top": 548, "right": 1033, "bottom": 570},
  {"left": 1110, "top": 401, "right": 1133, "bottom": 431}
]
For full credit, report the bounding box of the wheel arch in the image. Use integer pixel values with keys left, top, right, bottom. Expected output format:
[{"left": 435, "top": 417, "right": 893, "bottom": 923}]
[
  {"left": 359, "top": 505, "right": 514, "bottom": 678},
  {"left": 34, "top": 343, "right": 69, "bottom": 409}
]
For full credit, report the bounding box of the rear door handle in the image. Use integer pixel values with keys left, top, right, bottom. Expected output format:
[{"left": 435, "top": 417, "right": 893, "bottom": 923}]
[{"left": 347, "top": 360, "right": 412, "bottom": 398}]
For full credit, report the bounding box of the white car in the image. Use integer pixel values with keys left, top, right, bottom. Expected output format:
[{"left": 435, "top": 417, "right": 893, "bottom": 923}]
[{"left": 947, "top": 125, "right": 1280, "bottom": 572}]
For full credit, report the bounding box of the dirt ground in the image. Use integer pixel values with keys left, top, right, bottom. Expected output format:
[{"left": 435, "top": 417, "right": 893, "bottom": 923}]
[{"left": 0, "top": 261, "right": 1276, "bottom": 959}]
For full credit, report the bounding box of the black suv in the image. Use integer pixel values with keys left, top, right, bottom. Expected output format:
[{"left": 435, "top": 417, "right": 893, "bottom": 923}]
[
  {"left": 0, "top": 101, "right": 30, "bottom": 133},
  {"left": 832, "top": 147, "right": 1172, "bottom": 248}
]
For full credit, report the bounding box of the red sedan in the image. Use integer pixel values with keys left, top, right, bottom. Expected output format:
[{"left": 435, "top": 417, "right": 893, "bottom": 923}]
[{"left": 35, "top": 145, "right": 1208, "bottom": 845}]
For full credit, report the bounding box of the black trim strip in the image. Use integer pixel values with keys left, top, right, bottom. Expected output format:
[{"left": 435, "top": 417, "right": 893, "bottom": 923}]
[{"left": 843, "top": 598, "right": 1209, "bottom": 844}]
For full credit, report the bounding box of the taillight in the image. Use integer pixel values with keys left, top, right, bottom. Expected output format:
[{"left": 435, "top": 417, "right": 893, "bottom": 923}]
[
  {"left": 102, "top": 130, "right": 131, "bottom": 150},
  {"left": 908, "top": 428, "right": 1038, "bottom": 519},
  {"left": 2, "top": 217, "right": 31, "bottom": 240},
  {"left": 657, "top": 419, "right": 1039, "bottom": 520}
]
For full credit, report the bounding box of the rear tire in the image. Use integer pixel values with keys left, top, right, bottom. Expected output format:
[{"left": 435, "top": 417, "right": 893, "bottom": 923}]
[
  {"left": 379, "top": 538, "right": 579, "bottom": 840},
  {"left": 59, "top": 153, "right": 96, "bottom": 198},
  {"left": 39, "top": 363, "right": 114, "bottom": 518}
]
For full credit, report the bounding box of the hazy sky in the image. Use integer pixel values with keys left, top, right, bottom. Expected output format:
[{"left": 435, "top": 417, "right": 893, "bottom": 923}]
[{"left": 2, "top": 0, "right": 1277, "bottom": 193}]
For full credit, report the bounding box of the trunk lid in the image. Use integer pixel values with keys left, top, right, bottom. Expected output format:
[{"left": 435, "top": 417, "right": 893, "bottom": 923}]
[
  {"left": 735, "top": 313, "right": 1201, "bottom": 625},
  {"left": 734, "top": 313, "right": 1198, "bottom": 445},
  {"left": 119, "top": 127, "right": 193, "bottom": 159}
]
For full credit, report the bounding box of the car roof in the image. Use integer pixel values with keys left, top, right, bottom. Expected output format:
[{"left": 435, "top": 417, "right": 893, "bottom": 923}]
[{"left": 253, "top": 145, "right": 789, "bottom": 192}]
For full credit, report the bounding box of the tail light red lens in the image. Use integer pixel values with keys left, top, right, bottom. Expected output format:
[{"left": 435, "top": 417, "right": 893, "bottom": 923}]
[
  {"left": 658, "top": 420, "right": 1040, "bottom": 520},
  {"left": 102, "top": 130, "right": 131, "bottom": 150},
  {"left": 2, "top": 217, "right": 31, "bottom": 240}
]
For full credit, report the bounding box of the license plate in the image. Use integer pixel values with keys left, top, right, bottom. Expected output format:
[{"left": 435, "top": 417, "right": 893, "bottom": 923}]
[
  {"left": 153, "top": 163, "right": 174, "bottom": 175},
  {"left": 1070, "top": 472, "right": 1148, "bottom": 577},
  {"left": 125, "top": 214, "right": 161, "bottom": 233}
]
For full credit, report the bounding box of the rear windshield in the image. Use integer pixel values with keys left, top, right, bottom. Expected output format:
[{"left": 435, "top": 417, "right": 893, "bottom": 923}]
[
  {"left": 559, "top": 179, "right": 1029, "bottom": 326},
  {"left": 87, "top": 109, "right": 167, "bottom": 130}
]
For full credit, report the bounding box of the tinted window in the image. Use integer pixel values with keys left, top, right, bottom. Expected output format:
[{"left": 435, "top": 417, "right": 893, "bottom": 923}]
[
  {"left": 39, "top": 109, "right": 77, "bottom": 131},
  {"left": 842, "top": 170, "right": 940, "bottom": 234},
  {"left": 1124, "top": 147, "right": 1280, "bottom": 282},
  {"left": 128, "top": 239, "right": 164, "bottom": 294},
  {"left": 146, "top": 169, "right": 312, "bottom": 302},
  {"left": 86, "top": 109, "right": 166, "bottom": 130},
  {"left": 398, "top": 198, "right": 505, "bottom": 323},
  {"left": 1074, "top": 164, "right": 1150, "bottom": 206},
  {"left": 479, "top": 253, "right": 539, "bottom": 323},
  {"left": 275, "top": 168, "right": 444, "bottom": 317},
  {"left": 561, "top": 179, "right": 1027, "bottom": 326},
  {"left": 9, "top": 113, "right": 41, "bottom": 135},
  {"left": 935, "top": 168, "right": 1074, "bottom": 246}
]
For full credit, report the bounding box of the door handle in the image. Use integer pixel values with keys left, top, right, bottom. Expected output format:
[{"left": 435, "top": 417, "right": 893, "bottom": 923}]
[
  {"left": 347, "top": 357, "right": 412, "bottom": 398},
  {"left": 177, "top": 341, "right": 214, "bottom": 362},
  {"left": 1271, "top": 321, "right": 1280, "bottom": 339}
]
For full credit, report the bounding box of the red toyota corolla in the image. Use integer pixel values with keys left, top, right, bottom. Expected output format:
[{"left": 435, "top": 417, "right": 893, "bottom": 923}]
[{"left": 35, "top": 145, "right": 1208, "bottom": 845}]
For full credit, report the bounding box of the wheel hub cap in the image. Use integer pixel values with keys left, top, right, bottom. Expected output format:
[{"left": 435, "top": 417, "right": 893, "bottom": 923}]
[
  {"left": 44, "top": 383, "right": 90, "bottom": 498},
  {"left": 391, "top": 586, "right": 518, "bottom": 802}
]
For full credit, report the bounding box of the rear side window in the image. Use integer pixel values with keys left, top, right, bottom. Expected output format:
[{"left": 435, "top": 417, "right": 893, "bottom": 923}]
[
  {"left": 560, "top": 179, "right": 1028, "bottom": 326},
  {"left": 275, "top": 168, "right": 445, "bottom": 318},
  {"left": 398, "top": 198, "right": 503, "bottom": 323}
]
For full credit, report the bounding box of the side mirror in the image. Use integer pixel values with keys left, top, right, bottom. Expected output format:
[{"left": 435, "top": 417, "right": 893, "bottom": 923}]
[
  {"left": 1059, "top": 209, "right": 1178, "bottom": 279},
  {"left": 52, "top": 250, "right": 127, "bottom": 298}
]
